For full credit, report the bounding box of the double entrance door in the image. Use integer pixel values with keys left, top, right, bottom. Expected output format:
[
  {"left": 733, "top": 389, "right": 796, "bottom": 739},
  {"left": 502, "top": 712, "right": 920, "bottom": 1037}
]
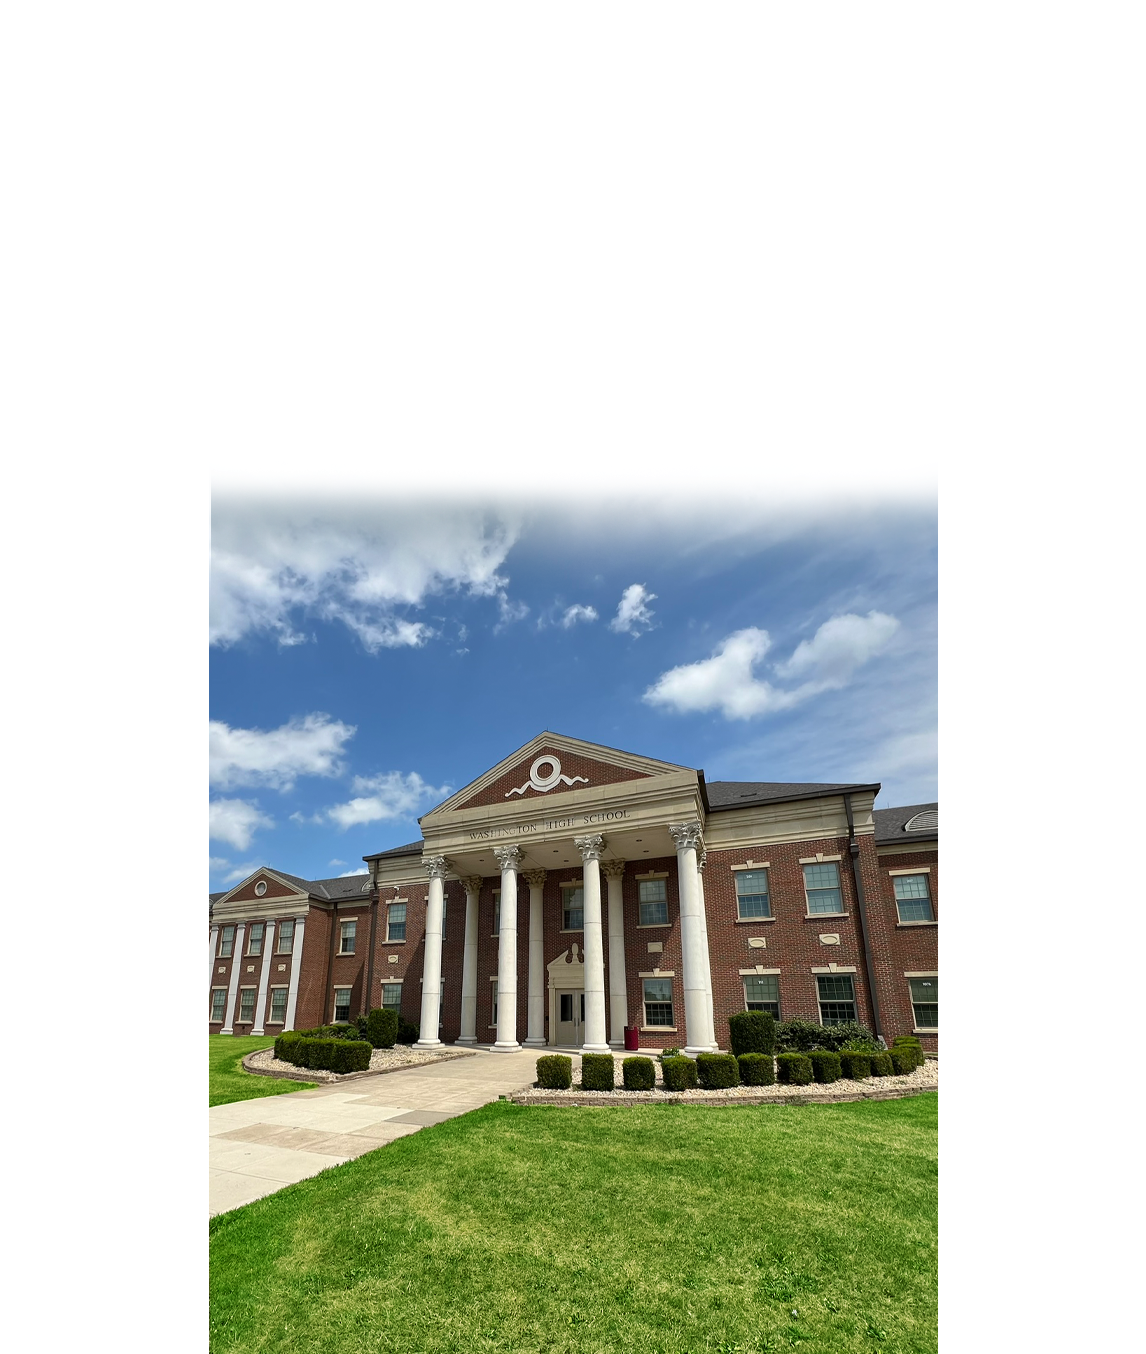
[{"left": 554, "top": 990, "right": 586, "bottom": 1047}]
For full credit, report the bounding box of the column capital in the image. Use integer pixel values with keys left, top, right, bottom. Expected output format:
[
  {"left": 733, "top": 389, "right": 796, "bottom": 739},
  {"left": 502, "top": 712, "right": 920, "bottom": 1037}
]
[
  {"left": 600, "top": 859, "right": 626, "bottom": 880},
  {"left": 697, "top": 849, "right": 708, "bottom": 873},
  {"left": 493, "top": 844, "right": 524, "bottom": 870},
  {"left": 424, "top": 855, "right": 451, "bottom": 881},
  {"left": 522, "top": 868, "right": 548, "bottom": 888},
  {"left": 574, "top": 834, "right": 606, "bottom": 862},
  {"left": 460, "top": 874, "right": 484, "bottom": 895},
  {"left": 669, "top": 822, "right": 704, "bottom": 853}
]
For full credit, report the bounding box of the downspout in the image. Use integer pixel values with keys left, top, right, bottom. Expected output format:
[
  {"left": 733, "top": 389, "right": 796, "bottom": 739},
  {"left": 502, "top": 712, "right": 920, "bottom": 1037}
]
[
  {"left": 363, "top": 862, "right": 380, "bottom": 1017},
  {"left": 324, "top": 900, "right": 339, "bottom": 1023},
  {"left": 844, "top": 793, "right": 884, "bottom": 1042}
]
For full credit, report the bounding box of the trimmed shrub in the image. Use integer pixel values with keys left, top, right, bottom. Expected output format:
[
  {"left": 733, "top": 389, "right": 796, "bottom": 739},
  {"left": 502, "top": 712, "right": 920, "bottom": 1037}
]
[
  {"left": 839, "top": 1051, "right": 871, "bottom": 1080},
  {"left": 808, "top": 1050, "right": 842, "bottom": 1084},
  {"left": 737, "top": 1052, "right": 775, "bottom": 1086},
  {"left": 868, "top": 1050, "right": 894, "bottom": 1077},
  {"left": 622, "top": 1056, "right": 656, "bottom": 1091},
  {"left": 727, "top": 1010, "right": 776, "bottom": 1057},
  {"left": 396, "top": 1017, "right": 419, "bottom": 1044},
  {"left": 776, "top": 1053, "right": 814, "bottom": 1086},
  {"left": 825, "top": 1020, "right": 880, "bottom": 1051},
  {"left": 276, "top": 1035, "right": 371, "bottom": 1073},
  {"left": 536, "top": 1054, "right": 573, "bottom": 1090},
  {"left": 580, "top": 1053, "right": 615, "bottom": 1091},
  {"left": 890, "top": 1045, "right": 923, "bottom": 1074},
  {"left": 773, "top": 1019, "right": 826, "bottom": 1053},
  {"left": 364, "top": 1008, "right": 399, "bottom": 1049},
  {"left": 893, "top": 1035, "right": 922, "bottom": 1047},
  {"left": 696, "top": 1052, "right": 740, "bottom": 1089},
  {"left": 329, "top": 1039, "right": 372, "bottom": 1073},
  {"left": 274, "top": 1033, "right": 302, "bottom": 1062},
  {"left": 662, "top": 1056, "right": 698, "bottom": 1091}
]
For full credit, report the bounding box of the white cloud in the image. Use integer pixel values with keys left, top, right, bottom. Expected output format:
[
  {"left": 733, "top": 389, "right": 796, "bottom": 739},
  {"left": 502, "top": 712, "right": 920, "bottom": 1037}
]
[
  {"left": 644, "top": 613, "right": 901, "bottom": 720},
  {"left": 560, "top": 604, "right": 598, "bottom": 628},
  {"left": 338, "top": 870, "right": 368, "bottom": 878},
  {"left": 211, "top": 500, "right": 522, "bottom": 651},
  {"left": 209, "top": 713, "right": 355, "bottom": 791},
  {"left": 494, "top": 592, "right": 529, "bottom": 631},
  {"left": 328, "top": 858, "right": 347, "bottom": 867},
  {"left": 222, "top": 861, "right": 262, "bottom": 885},
  {"left": 209, "top": 798, "right": 273, "bottom": 850},
  {"left": 323, "top": 771, "right": 452, "bottom": 829},
  {"left": 609, "top": 583, "right": 657, "bottom": 636}
]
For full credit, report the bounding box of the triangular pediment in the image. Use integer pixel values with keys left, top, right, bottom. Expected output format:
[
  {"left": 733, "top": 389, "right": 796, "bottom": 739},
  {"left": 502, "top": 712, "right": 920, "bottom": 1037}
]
[
  {"left": 215, "top": 867, "right": 310, "bottom": 907},
  {"left": 423, "top": 733, "right": 692, "bottom": 817}
]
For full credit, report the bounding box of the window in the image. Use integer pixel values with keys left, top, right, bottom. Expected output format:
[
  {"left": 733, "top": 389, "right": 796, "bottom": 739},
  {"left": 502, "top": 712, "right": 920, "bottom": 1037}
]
[
  {"left": 268, "top": 988, "right": 288, "bottom": 1023},
  {"left": 562, "top": 885, "right": 584, "bottom": 930},
  {"left": 247, "top": 922, "right": 264, "bottom": 957},
  {"left": 491, "top": 978, "right": 498, "bottom": 1026},
  {"left": 381, "top": 983, "right": 402, "bottom": 1012},
  {"left": 210, "top": 988, "right": 227, "bottom": 1022},
  {"left": 238, "top": 988, "right": 256, "bottom": 1023},
  {"left": 387, "top": 903, "right": 407, "bottom": 942},
  {"left": 909, "top": 977, "right": 938, "bottom": 1029},
  {"left": 743, "top": 974, "right": 780, "bottom": 1017},
  {"left": 638, "top": 879, "right": 669, "bottom": 926},
  {"left": 804, "top": 863, "right": 844, "bottom": 915},
  {"left": 220, "top": 926, "right": 235, "bottom": 958},
  {"left": 643, "top": 978, "right": 674, "bottom": 1028},
  {"left": 254, "top": 880, "right": 267, "bottom": 897},
  {"left": 893, "top": 875, "right": 934, "bottom": 923},
  {"left": 817, "top": 974, "right": 856, "bottom": 1024},
  {"left": 736, "top": 869, "right": 771, "bottom": 919},
  {"left": 339, "top": 919, "right": 356, "bottom": 955},
  {"left": 333, "top": 987, "right": 352, "bottom": 1023},
  {"left": 277, "top": 919, "right": 295, "bottom": 954}
]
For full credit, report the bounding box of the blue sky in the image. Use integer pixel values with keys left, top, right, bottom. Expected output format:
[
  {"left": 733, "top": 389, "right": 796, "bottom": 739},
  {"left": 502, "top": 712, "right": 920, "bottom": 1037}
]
[{"left": 209, "top": 496, "right": 936, "bottom": 890}]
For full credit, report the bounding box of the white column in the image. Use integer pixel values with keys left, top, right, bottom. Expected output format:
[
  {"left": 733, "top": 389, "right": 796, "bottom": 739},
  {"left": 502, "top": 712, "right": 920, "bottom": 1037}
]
[
  {"left": 576, "top": 834, "right": 610, "bottom": 1053},
  {"left": 457, "top": 875, "right": 482, "bottom": 1044},
  {"left": 283, "top": 915, "right": 307, "bottom": 1031},
  {"left": 523, "top": 869, "right": 547, "bottom": 1047},
  {"left": 697, "top": 854, "right": 718, "bottom": 1050},
  {"left": 416, "top": 856, "right": 450, "bottom": 1049},
  {"left": 208, "top": 925, "right": 219, "bottom": 990},
  {"left": 669, "top": 822, "right": 710, "bottom": 1055},
  {"left": 492, "top": 845, "right": 523, "bottom": 1051},
  {"left": 602, "top": 860, "right": 628, "bottom": 1047},
  {"left": 251, "top": 921, "right": 276, "bottom": 1035},
  {"left": 219, "top": 922, "right": 247, "bottom": 1034}
]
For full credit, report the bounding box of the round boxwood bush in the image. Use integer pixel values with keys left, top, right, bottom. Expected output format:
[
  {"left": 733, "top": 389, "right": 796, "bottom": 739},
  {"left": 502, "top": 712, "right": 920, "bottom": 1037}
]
[
  {"left": 536, "top": 1054, "right": 573, "bottom": 1090},
  {"left": 808, "top": 1050, "right": 842, "bottom": 1084},
  {"left": 396, "top": 1016, "right": 419, "bottom": 1044},
  {"left": 727, "top": 1010, "right": 776, "bottom": 1057},
  {"left": 364, "top": 1008, "right": 398, "bottom": 1049},
  {"left": 622, "top": 1056, "right": 656, "bottom": 1090},
  {"left": 696, "top": 1052, "right": 740, "bottom": 1089},
  {"left": 868, "top": 1050, "right": 894, "bottom": 1077},
  {"left": 580, "top": 1053, "right": 615, "bottom": 1091},
  {"left": 775, "top": 1052, "right": 814, "bottom": 1086},
  {"left": 737, "top": 1052, "right": 775, "bottom": 1086},
  {"left": 839, "top": 1050, "right": 871, "bottom": 1080},
  {"left": 662, "top": 1055, "right": 698, "bottom": 1091},
  {"left": 890, "top": 1047, "right": 921, "bottom": 1074}
]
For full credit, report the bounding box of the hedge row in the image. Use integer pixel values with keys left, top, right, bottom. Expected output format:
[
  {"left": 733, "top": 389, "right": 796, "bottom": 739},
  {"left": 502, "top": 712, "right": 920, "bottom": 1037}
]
[{"left": 273, "top": 1032, "right": 372, "bottom": 1073}]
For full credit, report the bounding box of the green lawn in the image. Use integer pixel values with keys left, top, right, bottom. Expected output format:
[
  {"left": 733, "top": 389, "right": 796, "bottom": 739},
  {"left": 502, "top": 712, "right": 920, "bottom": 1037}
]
[
  {"left": 210, "top": 1093, "right": 937, "bottom": 1354},
  {"left": 210, "top": 1034, "right": 317, "bottom": 1108}
]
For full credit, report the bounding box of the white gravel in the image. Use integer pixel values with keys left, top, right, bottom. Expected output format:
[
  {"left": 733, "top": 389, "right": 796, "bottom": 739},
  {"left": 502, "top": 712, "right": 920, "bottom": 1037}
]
[
  {"left": 246, "top": 1044, "right": 475, "bottom": 1083},
  {"left": 515, "top": 1055, "right": 938, "bottom": 1102}
]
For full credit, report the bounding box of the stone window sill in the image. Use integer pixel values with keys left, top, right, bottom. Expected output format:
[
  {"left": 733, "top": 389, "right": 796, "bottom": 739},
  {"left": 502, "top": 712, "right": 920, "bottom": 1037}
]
[
  {"left": 636, "top": 922, "right": 671, "bottom": 929},
  {"left": 384, "top": 938, "right": 407, "bottom": 945},
  {"left": 735, "top": 915, "right": 775, "bottom": 924},
  {"left": 559, "top": 928, "right": 584, "bottom": 934},
  {"left": 804, "top": 913, "right": 849, "bottom": 920},
  {"left": 641, "top": 1026, "right": 677, "bottom": 1033},
  {"left": 897, "top": 920, "right": 938, "bottom": 928},
  {"left": 913, "top": 1027, "right": 938, "bottom": 1034}
]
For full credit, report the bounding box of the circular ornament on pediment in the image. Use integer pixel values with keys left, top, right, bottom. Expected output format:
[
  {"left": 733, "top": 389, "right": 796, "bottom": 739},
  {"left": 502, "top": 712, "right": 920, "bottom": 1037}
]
[
  {"left": 254, "top": 881, "right": 267, "bottom": 897},
  {"left": 529, "top": 756, "right": 562, "bottom": 791}
]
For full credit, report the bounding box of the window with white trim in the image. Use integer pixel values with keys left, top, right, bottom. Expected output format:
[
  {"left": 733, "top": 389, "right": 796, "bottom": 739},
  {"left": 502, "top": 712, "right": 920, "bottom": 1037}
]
[
  {"left": 210, "top": 988, "right": 227, "bottom": 1022},
  {"left": 816, "top": 974, "right": 856, "bottom": 1024},
  {"left": 736, "top": 869, "right": 771, "bottom": 919},
  {"left": 381, "top": 983, "right": 402, "bottom": 1012},
  {"left": 219, "top": 926, "right": 235, "bottom": 958},
  {"left": 638, "top": 879, "right": 668, "bottom": 926},
  {"left": 743, "top": 974, "right": 779, "bottom": 1017},
  {"left": 643, "top": 978, "right": 674, "bottom": 1028},
  {"left": 277, "top": 919, "right": 295, "bottom": 954},
  {"left": 268, "top": 988, "right": 288, "bottom": 1024},
  {"left": 238, "top": 988, "right": 256, "bottom": 1023},
  {"left": 387, "top": 903, "right": 407, "bottom": 942},
  {"left": 804, "top": 863, "right": 844, "bottom": 915},
  {"left": 909, "top": 977, "right": 937, "bottom": 1029},
  {"left": 247, "top": 922, "right": 264, "bottom": 957},
  {"left": 339, "top": 919, "right": 356, "bottom": 955},
  {"left": 562, "top": 884, "right": 584, "bottom": 930},
  {"left": 333, "top": 987, "right": 352, "bottom": 1023},
  {"left": 893, "top": 875, "right": 934, "bottom": 923}
]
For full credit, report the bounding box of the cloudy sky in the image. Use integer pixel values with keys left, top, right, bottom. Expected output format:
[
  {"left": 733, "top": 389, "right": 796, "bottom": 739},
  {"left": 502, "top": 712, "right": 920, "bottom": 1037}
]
[{"left": 209, "top": 495, "right": 936, "bottom": 889}]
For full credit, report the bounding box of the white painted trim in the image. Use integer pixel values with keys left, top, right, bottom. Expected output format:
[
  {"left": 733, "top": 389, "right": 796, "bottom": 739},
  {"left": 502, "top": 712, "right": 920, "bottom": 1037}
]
[
  {"left": 889, "top": 866, "right": 931, "bottom": 876},
  {"left": 219, "top": 923, "right": 247, "bottom": 1033},
  {"left": 799, "top": 853, "right": 842, "bottom": 864},
  {"left": 739, "top": 967, "right": 781, "bottom": 975},
  {"left": 811, "top": 964, "right": 857, "bottom": 973},
  {"left": 638, "top": 970, "right": 676, "bottom": 978},
  {"left": 730, "top": 861, "right": 770, "bottom": 871},
  {"left": 904, "top": 970, "right": 939, "bottom": 978},
  {"left": 735, "top": 916, "right": 775, "bottom": 924}
]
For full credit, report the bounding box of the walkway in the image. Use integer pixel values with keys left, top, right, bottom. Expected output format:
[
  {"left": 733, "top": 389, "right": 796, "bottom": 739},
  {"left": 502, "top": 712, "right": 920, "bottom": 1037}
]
[{"left": 210, "top": 1046, "right": 540, "bottom": 1216}]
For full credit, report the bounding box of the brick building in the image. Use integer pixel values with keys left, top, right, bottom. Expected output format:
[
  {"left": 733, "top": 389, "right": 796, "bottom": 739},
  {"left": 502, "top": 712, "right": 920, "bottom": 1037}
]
[{"left": 208, "top": 732, "right": 938, "bottom": 1054}]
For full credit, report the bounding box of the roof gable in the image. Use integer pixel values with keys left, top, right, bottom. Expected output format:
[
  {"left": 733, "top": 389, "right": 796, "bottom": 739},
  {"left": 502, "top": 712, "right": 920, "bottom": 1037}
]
[{"left": 214, "top": 867, "right": 310, "bottom": 906}]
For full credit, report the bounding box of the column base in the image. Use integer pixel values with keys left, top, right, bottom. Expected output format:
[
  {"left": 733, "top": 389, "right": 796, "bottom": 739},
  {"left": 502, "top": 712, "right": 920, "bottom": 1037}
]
[
  {"left": 455, "top": 1036, "right": 477, "bottom": 1045},
  {"left": 581, "top": 1042, "right": 611, "bottom": 1054},
  {"left": 252, "top": 1028, "right": 265, "bottom": 1037},
  {"left": 607, "top": 1039, "right": 624, "bottom": 1049},
  {"left": 491, "top": 1040, "right": 523, "bottom": 1053},
  {"left": 522, "top": 1038, "right": 547, "bottom": 1048},
  {"left": 415, "top": 1038, "right": 443, "bottom": 1050},
  {"left": 683, "top": 1044, "right": 709, "bottom": 1057}
]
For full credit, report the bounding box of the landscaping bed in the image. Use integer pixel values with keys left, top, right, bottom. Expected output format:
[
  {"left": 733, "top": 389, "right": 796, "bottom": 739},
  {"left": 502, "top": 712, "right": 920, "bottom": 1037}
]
[{"left": 243, "top": 1044, "right": 476, "bottom": 1085}]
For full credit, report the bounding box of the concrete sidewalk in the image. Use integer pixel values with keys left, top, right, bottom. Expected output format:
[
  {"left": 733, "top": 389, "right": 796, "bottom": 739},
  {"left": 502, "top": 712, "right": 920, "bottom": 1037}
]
[{"left": 210, "top": 1046, "right": 540, "bottom": 1216}]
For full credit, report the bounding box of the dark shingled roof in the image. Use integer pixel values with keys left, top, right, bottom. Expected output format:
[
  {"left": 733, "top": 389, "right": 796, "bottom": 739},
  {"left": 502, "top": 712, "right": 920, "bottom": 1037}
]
[
  {"left": 705, "top": 780, "right": 880, "bottom": 811},
  {"left": 363, "top": 839, "right": 425, "bottom": 862},
  {"left": 209, "top": 867, "right": 372, "bottom": 906},
  {"left": 873, "top": 803, "right": 938, "bottom": 844}
]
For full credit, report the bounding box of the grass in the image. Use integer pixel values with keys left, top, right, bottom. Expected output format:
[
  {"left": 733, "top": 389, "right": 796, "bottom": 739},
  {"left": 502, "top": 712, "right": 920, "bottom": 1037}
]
[
  {"left": 210, "top": 1093, "right": 937, "bottom": 1354},
  {"left": 210, "top": 1034, "right": 317, "bottom": 1107}
]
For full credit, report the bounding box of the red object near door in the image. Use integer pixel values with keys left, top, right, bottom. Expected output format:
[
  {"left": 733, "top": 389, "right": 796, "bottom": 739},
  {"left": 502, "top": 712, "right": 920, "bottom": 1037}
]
[{"left": 624, "top": 1026, "right": 639, "bottom": 1051}]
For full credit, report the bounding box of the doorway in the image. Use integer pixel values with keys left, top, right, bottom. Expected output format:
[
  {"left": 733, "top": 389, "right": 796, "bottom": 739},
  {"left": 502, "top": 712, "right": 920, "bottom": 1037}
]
[{"left": 554, "top": 990, "right": 585, "bottom": 1047}]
